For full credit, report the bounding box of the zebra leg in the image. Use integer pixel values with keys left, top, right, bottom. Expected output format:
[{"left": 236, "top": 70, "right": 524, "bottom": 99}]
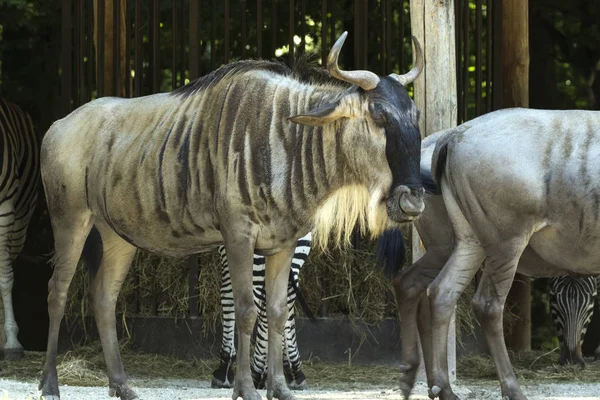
[
  {"left": 225, "top": 231, "right": 261, "bottom": 400},
  {"left": 265, "top": 246, "right": 297, "bottom": 400},
  {"left": 39, "top": 212, "right": 93, "bottom": 400},
  {"left": 212, "top": 246, "right": 236, "bottom": 389},
  {"left": 88, "top": 223, "right": 138, "bottom": 400},
  {"left": 282, "top": 304, "right": 307, "bottom": 390},
  {"left": 392, "top": 249, "right": 450, "bottom": 400},
  {"left": 471, "top": 241, "right": 528, "bottom": 400},
  {"left": 250, "top": 282, "right": 268, "bottom": 389},
  {"left": 0, "top": 199, "right": 23, "bottom": 360}
]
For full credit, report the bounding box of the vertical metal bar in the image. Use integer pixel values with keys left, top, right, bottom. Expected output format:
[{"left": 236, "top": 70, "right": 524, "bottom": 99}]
[
  {"left": 299, "top": 0, "right": 305, "bottom": 55},
  {"left": 492, "top": 0, "right": 503, "bottom": 109},
  {"left": 135, "top": 0, "right": 143, "bottom": 96},
  {"left": 455, "top": 0, "right": 463, "bottom": 123},
  {"left": 172, "top": 0, "right": 178, "bottom": 90},
  {"left": 74, "top": 0, "right": 81, "bottom": 106},
  {"left": 114, "top": 0, "right": 121, "bottom": 96},
  {"left": 271, "top": 0, "right": 277, "bottom": 58},
  {"left": 486, "top": 0, "right": 493, "bottom": 112},
  {"left": 353, "top": 0, "right": 359, "bottom": 68},
  {"left": 380, "top": 0, "right": 385, "bottom": 75},
  {"left": 363, "top": 2, "right": 368, "bottom": 69},
  {"left": 224, "top": 0, "right": 230, "bottom": 63},
  {"left": 179, "top": 0, "right": 185, "bottom": 86},
  {"left": 98, "top": 0, "right": 105, "bottom": 97},
  {"left": 62, "top": 0, "right": 73, "bottom": 113},
  {"left": 86, "top": 0, "right": 93, "bottom": 102},
  {"left": 399, "top": 0, "right": 404, "bottom": 72},
  {"left": 321, "top": 0, "right": 327, "bottom": 64},
  {"left": 385, "top": 0, "right": 392, "bottom": 75},
  {"left": 257, "top": 0, "right": 263, "bottom": 58},
  {"left": 462, "top": 0, "right": 469, "bottom": 121},
  {"left": 152, "top": 0, "right": 160, "bottom": 93},
  {"left": 188, "top": 256, "right": 199, "bottom": 317},
  {"left": 211, "top": 0, "right": 216, "bottom": 70},
  {"left": 329, "top": 0, "right": 335, "bottom": 55},
  {"left": 288, "top": 0, "right": 294, "bottom": 66},
  {"left": 476, "top": 0, "right": 483, "bottom": 117},
  {"left": 241, "top": 0, "right": 247, "bottom": 59},
  {"left": 189, "top": 0, "right": 200, "bottom": 79},
  {"left": 125, "top": 0, "right": 131, "bottom": 97}
]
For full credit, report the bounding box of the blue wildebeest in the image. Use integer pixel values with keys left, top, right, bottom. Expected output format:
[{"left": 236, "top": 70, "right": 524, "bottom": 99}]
[
  {"left": 0, "top": 98, "right": 40, "bottom": 361},
  {"left": 39, "top": 32, "right": 424, "bottom": 400},
  {"left": 549, "top": 275, "right": 600, "bottom": 367},
  {"left": 378, "top": 107, "right": 600, "bottom": 400}
]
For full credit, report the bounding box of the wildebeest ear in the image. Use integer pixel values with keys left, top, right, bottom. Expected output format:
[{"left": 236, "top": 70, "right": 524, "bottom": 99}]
[{"left": 288, "top": 101, "right": 343, "bottom": 127}]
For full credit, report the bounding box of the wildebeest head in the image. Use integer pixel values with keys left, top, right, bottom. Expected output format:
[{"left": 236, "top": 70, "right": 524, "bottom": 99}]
[{"left": 289, "top": 32, "right": 424, "bottom": 224}]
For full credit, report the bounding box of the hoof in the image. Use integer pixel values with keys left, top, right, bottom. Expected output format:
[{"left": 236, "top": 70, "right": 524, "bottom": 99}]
[
  {"left": 398, "top": 363, "right": 418, "bottom": 399},
  {"left": 212, "top": 376, "right": 234, "bottom": 389},
  {"left": 39, "top": 396, "right": 60, "bottom": 400},
  {"left": 267, "top": 387, "right": 296, "bottom": 400},
  {"left": 109, "top": 384, "right": 139, "bottom": 400},
  {"left": 287, "top": 379, "right": 307, "bottom": 391},
  {"left": 428, "top": 385, "right": 460, "bottom": 400},
  {"left": 3, "top": 347, "right": 24, "bottom": 361},
  {"left": 232, "top": 387, "right": 262, "bottom": 400}
]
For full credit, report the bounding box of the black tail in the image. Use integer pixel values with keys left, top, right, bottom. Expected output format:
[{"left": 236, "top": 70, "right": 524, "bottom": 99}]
[
  {"left": 81, "top": 226, "right": 103, "bottom": 277},
  {"left": 434, "top": 142, "right": 449, "bottom": 188},
  {"left": 375, "top": 228, "right": 406, "bottom": 278},
  {"left": 290, "top": 271, "right": 317, "bottom": 321}
]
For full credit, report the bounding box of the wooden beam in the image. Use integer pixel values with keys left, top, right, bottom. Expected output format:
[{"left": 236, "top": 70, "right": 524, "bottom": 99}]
[{"left": 409, "top": 0, "right": 457, "bottom": 383}]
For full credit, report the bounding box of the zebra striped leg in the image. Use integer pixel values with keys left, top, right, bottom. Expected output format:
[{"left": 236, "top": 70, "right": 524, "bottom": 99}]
[
  {"left": 224, "top": 232, "right": 261, "bottom": 400},
  {"left": 88, "top": 223, "right": 138, "bottom": 400},
  {"left": 250, "top": 282, "right": 268, "bottom": 389},
  {"left": 0, "top": 199, "right": 23, "bottom": 360},
  {"left": 282, "top": 304, "right": 306, "bottom": 390},
  {"left": 39, "top": 212, "right": 93, "bottom": 400},
  {"left": 212, "top": 246, "right": 236, "bottom": 389},
  {"left": 265, "top": 246, "right": 297, "bottom": 400}
]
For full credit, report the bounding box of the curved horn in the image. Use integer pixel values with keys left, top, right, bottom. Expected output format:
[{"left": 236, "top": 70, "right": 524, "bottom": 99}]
[
  {"left": 327, "top": 31, "right": 380, "bottom": 91},
  {"left": 390, "top": 35, "right": 424, "bottom": 86}
]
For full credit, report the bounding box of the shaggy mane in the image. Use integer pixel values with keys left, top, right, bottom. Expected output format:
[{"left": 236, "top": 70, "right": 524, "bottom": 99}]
[
  {"left": 312, "top": 185, "right": 391, "bottom": 252},
  {"left": 171, "top": 54, "right": 350, "bottom": 98}
]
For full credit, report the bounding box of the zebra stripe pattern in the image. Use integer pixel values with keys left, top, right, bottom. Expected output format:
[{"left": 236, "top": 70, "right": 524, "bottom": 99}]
[
  {"left": 549, "top": 275, "right": 600, "bottom": 367},
  {"left": 212, "top": 232, "right": 312, "bottom": 390},
  {"left": 0, "top": 98, "right": 40, "bottom": 360}
]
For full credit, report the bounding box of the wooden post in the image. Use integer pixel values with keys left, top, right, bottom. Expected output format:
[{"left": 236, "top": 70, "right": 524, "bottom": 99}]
[
  {"left": 501, "top": 0, "right": 531, "bottom": 352},
  {"left": 94, "top": 0, "right": 127, "bottom": 97},
  {"left": 410, "top": 0, "right": 457, "bottom": 383}
]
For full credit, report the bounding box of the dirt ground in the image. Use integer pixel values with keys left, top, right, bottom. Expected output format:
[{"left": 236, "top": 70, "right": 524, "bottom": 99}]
[{"left": 2, "top": 377, "right": 600, "bottom": 400}]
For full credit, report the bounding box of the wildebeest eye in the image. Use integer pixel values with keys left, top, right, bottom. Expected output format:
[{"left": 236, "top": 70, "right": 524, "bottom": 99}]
[{"left": 369, "top": 102, "right": 386, "bottom": 124}]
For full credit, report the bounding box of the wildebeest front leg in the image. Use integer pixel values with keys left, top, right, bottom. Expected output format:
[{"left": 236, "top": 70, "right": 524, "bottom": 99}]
[
  {"left": 265, "top": 246, "right": 297, "bottom": 400},
  {"left": 393, "top": 250, "right": 449, "bottom": 399},
  {"left": 226, "top": 234, "right": 262, "bottom": 400},
  {"left": 88, "top": 223, "right": 139, "bottom": 400},
  {"left": 472, "top": 240, "right": 529, "bottom": 400}
]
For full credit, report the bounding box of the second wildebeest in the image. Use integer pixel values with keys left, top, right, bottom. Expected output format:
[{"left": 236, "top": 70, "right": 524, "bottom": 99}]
[
  {"left": 39, "top": 32, "right": 424, "bottom": 400},
  {"left": 379, "top": 108, "right": 600, "bottom": 400}
]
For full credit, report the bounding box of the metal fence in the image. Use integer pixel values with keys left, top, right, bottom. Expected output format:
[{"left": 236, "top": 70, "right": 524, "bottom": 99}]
[{"left": 59, "top": 0, "right": 502, "bottom": 318}]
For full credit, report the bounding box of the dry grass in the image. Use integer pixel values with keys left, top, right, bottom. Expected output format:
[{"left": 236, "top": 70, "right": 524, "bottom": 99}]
[{"left": 457, "top": 350, "right": 600, "bottom": 383}]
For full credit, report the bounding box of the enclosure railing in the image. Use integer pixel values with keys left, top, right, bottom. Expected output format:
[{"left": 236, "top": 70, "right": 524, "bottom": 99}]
[{"left": 60, "top": 0, "right": 502, "bottom": 320}]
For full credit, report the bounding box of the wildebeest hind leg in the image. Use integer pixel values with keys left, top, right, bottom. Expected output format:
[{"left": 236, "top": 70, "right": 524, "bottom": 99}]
[
  {"left": 472, "top": 240, "right": 529, "bottom": 400},
  {"left": 392, "top": 250, "right": 450, "bottom": 400},
  {"left": 39, "top": 211, "right": 93, "bottom": 400},
  {"left": 428, "top": 186, "right": 485, "bottom": 400},
  {"left": 225, "top": 230, "right": 262, "bottom": 400},
  {"left": 88, "top": 222, "right": 138, "bottom": 400},
  {"left": 265, "top": 246, "right": 297, "bottom": 400}
]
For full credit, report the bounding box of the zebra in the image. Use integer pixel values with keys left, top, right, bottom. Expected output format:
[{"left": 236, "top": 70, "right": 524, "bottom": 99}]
[
  {"left": 549, "top": 275, "right": 600, "bottom": 367},
  {"left": 212, "top": 233, "right": 312, "bottom": 390},
  {"left": 39, "top": 31, "right": 424, "bottom": 400},
  {"left": 0, "top": 98, "right": 40, "bottom": 361}
]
